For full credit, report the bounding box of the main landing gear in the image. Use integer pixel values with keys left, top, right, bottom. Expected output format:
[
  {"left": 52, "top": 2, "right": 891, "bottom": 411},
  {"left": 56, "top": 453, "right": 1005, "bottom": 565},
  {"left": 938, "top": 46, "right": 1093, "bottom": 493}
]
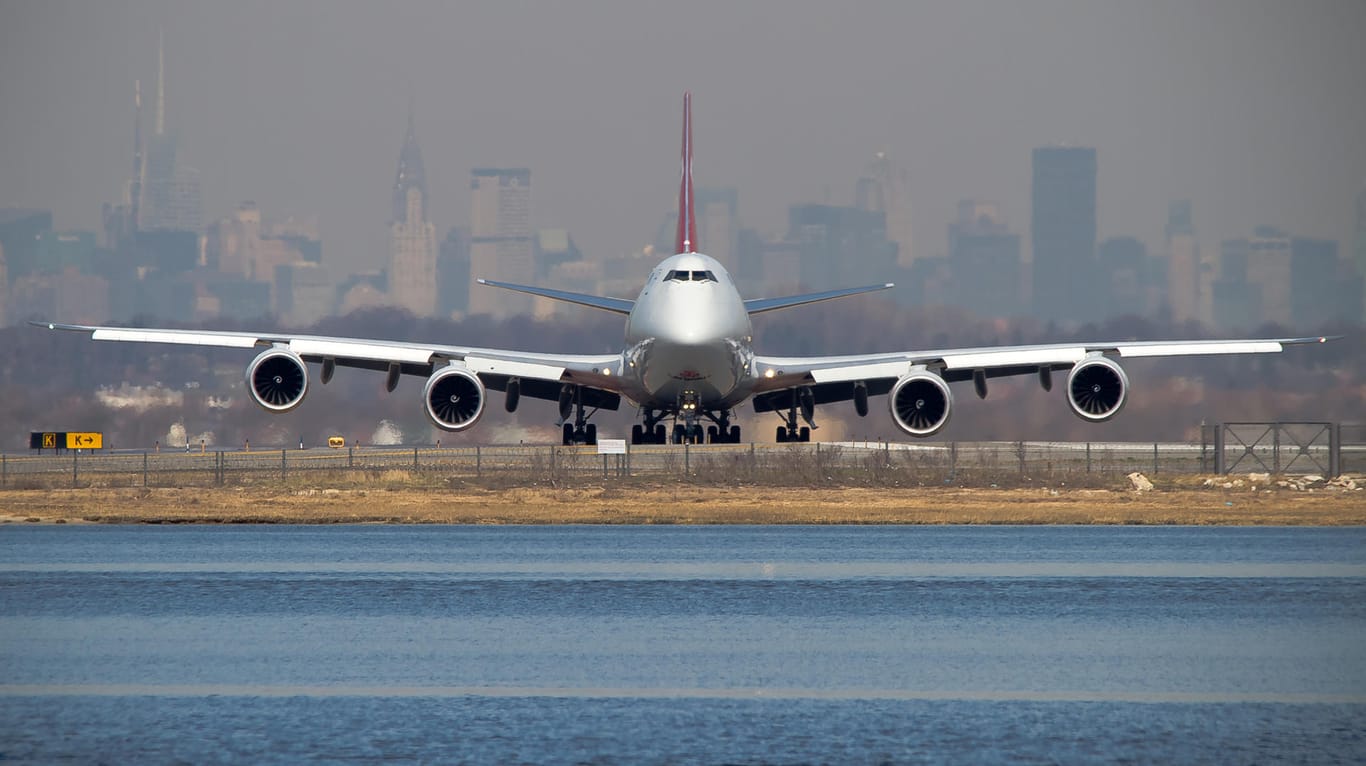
[
  {"left": 775, "top": 387, "right": 815, "bottom": 443},
  {"left": 559, "top": 385, "right": 598, "bottom": 446}
]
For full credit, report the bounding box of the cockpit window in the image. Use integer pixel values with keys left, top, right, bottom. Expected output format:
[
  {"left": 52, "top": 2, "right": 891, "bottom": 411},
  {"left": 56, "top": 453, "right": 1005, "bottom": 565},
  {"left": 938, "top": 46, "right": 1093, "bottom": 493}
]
[{"left": 665, "top": 269, "right": 718, "bottom": 282}]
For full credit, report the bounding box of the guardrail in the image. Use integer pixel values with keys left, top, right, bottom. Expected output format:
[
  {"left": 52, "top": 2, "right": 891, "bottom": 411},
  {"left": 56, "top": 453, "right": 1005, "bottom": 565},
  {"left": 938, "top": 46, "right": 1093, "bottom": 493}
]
[{"left": 3, "top": 437, "right": 1358, "bottom": 489}]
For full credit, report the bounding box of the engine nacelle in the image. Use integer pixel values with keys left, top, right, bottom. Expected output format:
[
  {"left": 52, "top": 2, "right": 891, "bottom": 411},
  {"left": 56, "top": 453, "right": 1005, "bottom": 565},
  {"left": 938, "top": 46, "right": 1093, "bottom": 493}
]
[
  {"left": 889, "top": 370, "right": 953, "bottom": 437},
  {"left": 423, "top": 365, "right": 486, "bottom": 431},
  {"left": 1066, "top": 356, "right": 1129, "bottom": 422},
  {"left": 246, "top": 348, "right": 308, "bottom": 413}
]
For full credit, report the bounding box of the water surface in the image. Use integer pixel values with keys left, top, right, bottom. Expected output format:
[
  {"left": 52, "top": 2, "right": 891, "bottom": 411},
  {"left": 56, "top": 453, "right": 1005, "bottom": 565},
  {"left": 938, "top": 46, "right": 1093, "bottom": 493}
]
[{"left": 2, "top": 525, "right": 1363, "bottom": 763}]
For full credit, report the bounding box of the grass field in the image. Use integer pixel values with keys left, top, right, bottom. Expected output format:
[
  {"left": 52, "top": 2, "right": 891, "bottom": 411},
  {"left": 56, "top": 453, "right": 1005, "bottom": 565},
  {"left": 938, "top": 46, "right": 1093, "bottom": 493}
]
[{"left": 2, "top": 473, "right": 1362, "bottom": 525}]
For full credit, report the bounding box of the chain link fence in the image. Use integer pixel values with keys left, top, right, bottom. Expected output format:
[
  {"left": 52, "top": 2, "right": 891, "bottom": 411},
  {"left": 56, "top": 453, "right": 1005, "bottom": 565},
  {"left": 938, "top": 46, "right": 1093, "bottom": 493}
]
[{"left": 6, "top": 431, "right": 1356, "bottom": 490}]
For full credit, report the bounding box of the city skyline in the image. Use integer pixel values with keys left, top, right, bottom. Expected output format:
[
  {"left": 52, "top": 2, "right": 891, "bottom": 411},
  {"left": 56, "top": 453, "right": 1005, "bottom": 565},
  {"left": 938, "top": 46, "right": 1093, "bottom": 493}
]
[{"left": 2, "top": 1, "right": 1364, "bottom": 280}]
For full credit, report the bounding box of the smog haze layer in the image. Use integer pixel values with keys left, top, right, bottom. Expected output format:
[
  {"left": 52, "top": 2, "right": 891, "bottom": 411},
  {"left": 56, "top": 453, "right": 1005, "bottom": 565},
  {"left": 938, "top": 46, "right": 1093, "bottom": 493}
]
[{"left": 1, "top": 0, "right": 1363, "bottom": 275}]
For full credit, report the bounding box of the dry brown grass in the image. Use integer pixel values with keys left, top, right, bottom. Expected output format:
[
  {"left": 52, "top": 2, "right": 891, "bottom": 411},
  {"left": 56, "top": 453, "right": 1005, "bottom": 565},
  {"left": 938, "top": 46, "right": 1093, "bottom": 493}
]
[{"left": 1, "top": 479, "right": 1362, "bottom": 525}]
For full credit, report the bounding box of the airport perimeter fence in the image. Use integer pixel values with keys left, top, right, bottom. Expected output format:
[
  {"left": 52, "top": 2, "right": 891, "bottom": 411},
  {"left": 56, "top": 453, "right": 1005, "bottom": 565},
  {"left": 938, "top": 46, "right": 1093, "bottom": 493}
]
[{"left": 3, "top": 431, "right": 1359, "bottom": 490}]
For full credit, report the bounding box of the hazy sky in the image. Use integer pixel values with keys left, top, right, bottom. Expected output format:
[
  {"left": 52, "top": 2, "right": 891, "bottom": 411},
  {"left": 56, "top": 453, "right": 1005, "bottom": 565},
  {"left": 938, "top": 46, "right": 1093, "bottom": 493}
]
[{"left": 2, "top": 0, "right": 1364, "bottom": 277}]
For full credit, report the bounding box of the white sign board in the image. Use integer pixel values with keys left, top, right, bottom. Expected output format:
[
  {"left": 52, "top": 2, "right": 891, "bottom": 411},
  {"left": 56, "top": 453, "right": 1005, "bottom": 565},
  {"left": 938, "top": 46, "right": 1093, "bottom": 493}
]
[{"left": 596, "top": 438, "right": 627, "bottom": 455}]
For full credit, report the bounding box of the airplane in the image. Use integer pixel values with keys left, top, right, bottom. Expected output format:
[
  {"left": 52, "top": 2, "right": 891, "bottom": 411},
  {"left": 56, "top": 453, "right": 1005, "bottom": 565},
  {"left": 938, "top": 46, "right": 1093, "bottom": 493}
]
[{"left": 35, "top": 92, "right": 1337, "bottom": 447}]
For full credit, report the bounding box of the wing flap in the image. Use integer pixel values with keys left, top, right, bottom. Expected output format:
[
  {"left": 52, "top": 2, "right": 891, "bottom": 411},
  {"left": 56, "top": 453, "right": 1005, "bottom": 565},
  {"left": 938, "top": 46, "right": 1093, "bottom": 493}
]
[
  {"left": 290, "top": 338, "right": 436, "bottom": 365},
  {"left": 463, "top": 354, "right": 567, "bottom": 381},
  {"left": 87, "top": 326, "right": 263, "bottom": 349}
]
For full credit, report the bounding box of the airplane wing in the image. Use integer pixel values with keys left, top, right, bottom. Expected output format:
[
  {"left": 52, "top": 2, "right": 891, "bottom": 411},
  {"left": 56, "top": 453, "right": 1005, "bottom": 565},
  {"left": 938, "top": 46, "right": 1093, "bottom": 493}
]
[
  {"left": 750, "top": 335, "right": 1339, "bottom": 422},
  {"left": 30, "top": 321, "right": 626, "bottom": 411},
  {"left": 743, "top": 283, "right": 894, "bottom": 314},
  {"left": 476, "top": 279, "right": 635, "bottom": 315}
]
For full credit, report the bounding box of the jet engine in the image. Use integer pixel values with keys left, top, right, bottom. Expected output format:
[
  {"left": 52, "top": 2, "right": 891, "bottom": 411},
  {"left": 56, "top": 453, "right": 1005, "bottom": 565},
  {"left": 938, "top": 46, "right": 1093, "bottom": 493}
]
[
  {"left": 423, "top": 365, "right": 486, "bottom": 431},
  {"left": 1066, "top": 356, "right": 1128, "bottom": 422},
  {"left": 889, "top": 370, "right": 953, "bottom": 437},
  {"left": 246, "top": 348, "right": 308, "bottom": 413}
]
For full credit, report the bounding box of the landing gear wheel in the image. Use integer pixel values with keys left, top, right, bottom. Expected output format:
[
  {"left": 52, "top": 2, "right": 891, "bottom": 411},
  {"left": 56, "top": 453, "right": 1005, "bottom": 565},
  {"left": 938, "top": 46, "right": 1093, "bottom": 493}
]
[
  {"left": 654, "top": 424, "right": 666, "bottom": 444},
  {"left": 776, "top": 426, "right": 788, "bottom": 443},
  {"left": 585, "top": 423, "right": 597, "bottom": 446},
  {"left": 631, "top": 424, "right": 643, "bottom": 445},
  {"left": 730, "top": 425, "right": 741, "bottom": 444},
  {"left": 799, "top": 426, "right": 811, "bottom": 443},
  {"left": 673, "top": 424, "right": 686, "bottom": 444},
  {"left": 562, "top": 423, "right": 575, "bottom": 446},
  {"left": 707, "top": 425, "right": 719, "bottom": 443}
]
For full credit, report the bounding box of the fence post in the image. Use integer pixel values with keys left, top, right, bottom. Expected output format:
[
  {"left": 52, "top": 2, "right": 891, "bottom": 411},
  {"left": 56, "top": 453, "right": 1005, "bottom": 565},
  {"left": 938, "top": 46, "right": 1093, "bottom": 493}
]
[
  {"left": 476, "top": 445, "right": 482, "bottom": 478},
  {"left": 950, "top": 442, "right": 958, "bottom": 477},
  {"left": 1330, "top": 422, "right": 1341, "bottom": 479},
  {"left": 143, "top": 451, "right": 148, "bottom": 487},
  {"left": 348, "top": 446, "right": 354, "bottom": 469},
  {"left": 1, "top": 454, "right": 6, "bottom": 487},
  {"left": 414, "top": 446, "right": 419, "bottom": 471},
  {"left": 1200, "top": 427, "right": 1207, "bottom": 473},
  {"left": 1214, "top": 425, "right": 1225, "bottom": 475},
  {"left": 1154, "top": 443, "right": 1159, "bottom": 475},
  {"left": 685, "top": 440, "right": 690, "bottom": 476},
  {"left": 1086, "top": 443, "right": 1092, "bottom": 473},
  {"left": 1272, "top": 423, "right": 1281, "bottom": 475},
  {"left": 1016, "top": 441, "right": 1026, "bottom": 475},
  {"left": 603, "top": 453, "right": 609, "bottom": 478},
  {"left": 72, "top": 451, "right": 78, "bottom": 488},
  {"left": 282, "top": 449, "right": 287, "bottom": 482}
]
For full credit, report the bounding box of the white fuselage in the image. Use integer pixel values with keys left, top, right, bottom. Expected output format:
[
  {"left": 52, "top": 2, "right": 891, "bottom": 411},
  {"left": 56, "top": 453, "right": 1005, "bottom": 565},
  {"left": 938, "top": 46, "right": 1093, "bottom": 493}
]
[{"left": 621, "top": 252, "right": 756, "bottom": 413}]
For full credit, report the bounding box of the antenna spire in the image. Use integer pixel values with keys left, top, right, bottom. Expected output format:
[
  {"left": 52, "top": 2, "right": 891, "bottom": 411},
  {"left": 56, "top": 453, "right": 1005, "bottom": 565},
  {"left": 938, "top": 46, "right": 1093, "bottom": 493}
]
[{"left": 155, "top": 26, "right": 166, "bottom": 135}]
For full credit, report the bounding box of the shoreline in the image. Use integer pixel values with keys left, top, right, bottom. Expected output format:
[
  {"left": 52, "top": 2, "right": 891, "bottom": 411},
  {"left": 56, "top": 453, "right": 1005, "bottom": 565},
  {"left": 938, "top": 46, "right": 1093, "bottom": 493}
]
[{"left": 2, "top": 482, "right": 1363, "bottom": 525}]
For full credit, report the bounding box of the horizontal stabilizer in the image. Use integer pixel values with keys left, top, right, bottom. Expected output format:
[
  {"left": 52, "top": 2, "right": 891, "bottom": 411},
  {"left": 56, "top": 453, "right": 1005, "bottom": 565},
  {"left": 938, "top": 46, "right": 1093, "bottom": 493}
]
[
  {"left": 477, "top": 279, "right": 634, "bottom": 315},
  {"left": 744, "top": 283, "right": 894, "bottom": 315}
]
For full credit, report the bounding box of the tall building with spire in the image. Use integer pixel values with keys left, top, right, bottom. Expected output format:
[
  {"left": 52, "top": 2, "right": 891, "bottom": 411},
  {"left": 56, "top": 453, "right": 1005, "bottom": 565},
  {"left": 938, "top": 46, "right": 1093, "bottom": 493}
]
[
  {"left": 468, "top": 168, "right": 533, "bottom": 317},
  {"left": 388, "top": 108, "right": 437, "bottom": 316},
  {"left": 138, "top": 29, "right": 201, "bottom": 233}
]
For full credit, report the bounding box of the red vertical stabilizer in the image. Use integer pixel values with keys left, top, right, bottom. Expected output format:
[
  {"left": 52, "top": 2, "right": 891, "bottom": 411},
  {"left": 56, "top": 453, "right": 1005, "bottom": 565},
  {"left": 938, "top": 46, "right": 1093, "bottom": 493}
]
[{"left": 674, "top": 91, "right": 697, "bottom": 254}]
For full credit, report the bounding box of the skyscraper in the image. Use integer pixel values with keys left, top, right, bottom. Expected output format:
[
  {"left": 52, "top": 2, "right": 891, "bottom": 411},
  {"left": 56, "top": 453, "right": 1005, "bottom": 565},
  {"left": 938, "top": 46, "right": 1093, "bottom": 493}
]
[
  {"left": 1355, "top": 183, "right": 1366, "bottom": 321},
  {"left": 0, "top": 242, "right": 8, "bottom": 327},
  {"left": 1164, "top": 200, "right": 1201, "bottom": 324},
  {"left": 1031, "top": 146, "right": 1097, "bottom": 323},
  {"left": 947, "top": 201, "right": 1021, "bottom": 317},
  {"left": 696, "top": 187, "right": 739, "bottom": 271},
  {"left": 388, "top": 110, "right": 437, "bottom": 316},
  {"left": 468, "top": 168, "right": 533, "bottom": 317},
  {"left": 855, "top": 152, "right": 914, "bottom": 268},
  {"left": 138, "top": 30, "right": 201, "bottom": 234}
]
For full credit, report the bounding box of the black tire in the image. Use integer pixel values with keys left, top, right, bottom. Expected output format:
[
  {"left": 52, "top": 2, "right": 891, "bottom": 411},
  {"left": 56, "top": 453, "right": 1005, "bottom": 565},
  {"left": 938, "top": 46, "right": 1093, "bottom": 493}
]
[
  {"left": 654, "top": 424, "right": 666, "bottom": 444},
  {"left": 730, "top": 426, "right": 741, "bottom": 443},
  {"left": 673, "top": 424, "right": 685, "bottom": 444},
  {"left": 776, "top": 426, "right": 787, "bottom": 443},
  {"left": 707, "top": 425, "right": 719, "bottom": 443},
  {"left": 799, "top": 426, "right": 810, "bottom": 442},
  {"left": 585, "top": 423, "right": 597, "bottom": 446},
  {"left": 631, "top": 424, "right": 643, "bottom": 445},
  {"left": 562, "top": 423, "right": 575, "bottom": 446}
]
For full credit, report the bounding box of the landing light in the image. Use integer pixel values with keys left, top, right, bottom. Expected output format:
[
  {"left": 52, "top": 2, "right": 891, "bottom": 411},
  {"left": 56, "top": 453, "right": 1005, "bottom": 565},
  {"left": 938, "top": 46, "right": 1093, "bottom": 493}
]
[{"left": 764, "top": 369, "right": 775, "bottom": 378}]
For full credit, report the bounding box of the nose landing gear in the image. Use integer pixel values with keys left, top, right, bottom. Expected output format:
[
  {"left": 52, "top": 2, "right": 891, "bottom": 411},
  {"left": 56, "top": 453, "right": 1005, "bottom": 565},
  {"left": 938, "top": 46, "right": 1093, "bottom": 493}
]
[{"left": 629, "top": 401, "right": 742, "bottom": 445}]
